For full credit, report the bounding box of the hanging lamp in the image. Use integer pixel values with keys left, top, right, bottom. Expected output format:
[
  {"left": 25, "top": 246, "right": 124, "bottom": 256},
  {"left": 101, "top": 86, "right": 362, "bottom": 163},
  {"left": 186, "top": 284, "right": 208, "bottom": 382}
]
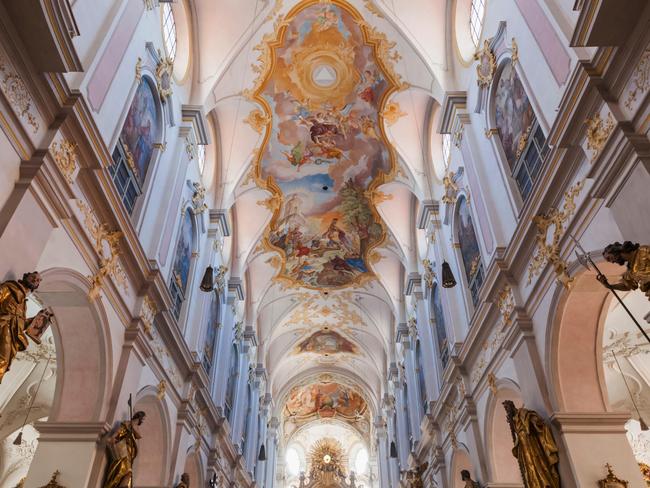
[{"left": 441, "top": 261, "right": 457, "bottom": 288}]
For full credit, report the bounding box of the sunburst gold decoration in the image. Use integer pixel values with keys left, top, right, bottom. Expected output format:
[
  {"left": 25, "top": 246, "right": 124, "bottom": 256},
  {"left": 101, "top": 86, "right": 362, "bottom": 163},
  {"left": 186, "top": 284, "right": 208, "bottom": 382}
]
[{"left": 309, "top": 438, "right": 347, "bottom": 475}]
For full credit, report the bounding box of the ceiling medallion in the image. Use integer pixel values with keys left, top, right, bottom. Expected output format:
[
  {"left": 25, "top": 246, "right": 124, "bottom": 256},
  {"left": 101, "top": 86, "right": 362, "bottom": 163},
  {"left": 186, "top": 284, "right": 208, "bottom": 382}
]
[{"left": 250, "top": 0, "right": 404, "bottom": 290}]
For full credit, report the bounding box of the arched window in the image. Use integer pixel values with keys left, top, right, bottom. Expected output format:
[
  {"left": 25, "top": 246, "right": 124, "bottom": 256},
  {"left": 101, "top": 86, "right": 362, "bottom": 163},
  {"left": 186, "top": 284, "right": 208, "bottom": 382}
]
[
  {"left": 169, "top": 209, "right": 195, "bottom": 317},
  {"left": 469, "top": 0, "right": 486, "bottom": 47},
  {"left": 202, "top": 293, "right": 220, "bottom": 375},
  {"left": 242, "top": 381, "right": 253, "bottom": 454},
  {"left": 110, "top": 78, "right": 160, "bottom": 214},
  {"left": 225, "top": 344, "right": 239, "bottom": 423},
  {"left": 415, "top": 340, "right": 428, "bottom": 414},
  {"left": 456, "top": 196, "right": 484, "bottom": 306},
  {"left": 494, "top": 60, "right": 548, "bottom": 200},
  {"left": 431, "top": 283, "right": 449, "bottom": 368},
  {"left": 442, "top": 133, "right": 451, "bottom": 170},
  {"left": 161, "top": 2, "right": 177, "bottom": 61}
]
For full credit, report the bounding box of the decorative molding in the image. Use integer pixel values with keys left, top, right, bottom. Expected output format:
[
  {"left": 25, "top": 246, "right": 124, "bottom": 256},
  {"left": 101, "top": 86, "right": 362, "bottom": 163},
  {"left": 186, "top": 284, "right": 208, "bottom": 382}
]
[
  {"left": 441, "top": 170, "right": 460, "bottom": 205},
  {"left": 76, "top": 200, "right": 128, "bottom": 299},
  {"left": 487, "top": 372, "right": 497, "bottom": 394},
  {"left": 585, "top": 112, "right": 615, "bottom": 160},
  {"left": 363, "top": 0, "right": 384, "bottom": 18},
  {"left": 416, "top": 200, "right": 440, "bottom": 230},
  {"left": 484, "top": 127, "right": 498, "bottom": 138},
  {"left": 0, "top": 48, "right": 39, "bottom": 133},
  {"left": 51, "top": 140, "right": 78, "bottom": 184},
  {"left": 511, "top": 37, "right": 519, "bottom": 66},
  {"left": 527, "top": 180, "right": 584, "bottom": 288},
  {"left": 181, "top": 105, "right": 210, "bottom": 145},
  {"left": 157, "top": 379, "right": 167, "bottom": 400}
]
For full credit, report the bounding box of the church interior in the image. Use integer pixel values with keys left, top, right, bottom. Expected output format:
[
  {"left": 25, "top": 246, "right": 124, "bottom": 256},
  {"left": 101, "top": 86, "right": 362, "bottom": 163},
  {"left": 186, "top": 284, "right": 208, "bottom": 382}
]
[{"left": 0, "top": 0, "right": 649, "bottom": 487}]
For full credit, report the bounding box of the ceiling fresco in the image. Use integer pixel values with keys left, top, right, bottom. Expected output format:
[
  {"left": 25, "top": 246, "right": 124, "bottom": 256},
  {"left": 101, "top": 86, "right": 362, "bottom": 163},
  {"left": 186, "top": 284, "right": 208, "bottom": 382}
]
[
  {"left": 293, "top": 329, "right": 358, "bottom": 355},
  {"left": 249, "top": 0, "right": 406, "bottom": 289},
  {"left": 284, "top": 379, "right": 368, "bottom": 422}
]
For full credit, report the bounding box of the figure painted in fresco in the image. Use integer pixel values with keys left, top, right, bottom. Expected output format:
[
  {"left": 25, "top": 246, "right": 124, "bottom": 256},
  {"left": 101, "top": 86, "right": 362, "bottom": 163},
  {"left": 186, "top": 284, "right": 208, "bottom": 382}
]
[
  {"left": 457, "top": 197, "right": 482, "bottom": 283},
  {"left": 599, "top": 241, "right": 650, "bottom": 301},
  {"left": 0, "top": 272, "right": 53, "bottom": 383},
  {"left": 503, "top": 400, "right": 559, "bottom": 488},
  {"left": 256, "top": 3, "right": 396, "bottom": 288},
  {"left": 284, "top": 382, "right": 367, "bottom": 420},
  {"left": 171, "top": 211, "right": 194, "bottom": 295},
  {"left": 103, "top": 411, "right": 146, "bottom": 488},
  {"left": 294, "top": 330, "right": 357, "bottom": 355}
]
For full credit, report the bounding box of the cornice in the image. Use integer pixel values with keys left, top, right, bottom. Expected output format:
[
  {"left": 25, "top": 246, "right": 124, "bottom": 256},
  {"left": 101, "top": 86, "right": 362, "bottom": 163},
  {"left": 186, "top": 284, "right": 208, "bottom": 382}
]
[
  {"left": 182, "top": 105, "right": 211, "bottom": 145},
  {"left": 437, "top": 91, "right": 468, "bottom": 134},
  {"left": 416, "top": 199, "right": 440, "bottom": 230}
]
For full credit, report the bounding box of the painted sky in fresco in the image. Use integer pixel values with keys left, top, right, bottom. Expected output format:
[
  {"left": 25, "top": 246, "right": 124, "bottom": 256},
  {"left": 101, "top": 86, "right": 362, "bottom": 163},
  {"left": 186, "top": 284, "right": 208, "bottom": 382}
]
[{"left": 257, "top": 2, "right": 396, "bottom": 288}]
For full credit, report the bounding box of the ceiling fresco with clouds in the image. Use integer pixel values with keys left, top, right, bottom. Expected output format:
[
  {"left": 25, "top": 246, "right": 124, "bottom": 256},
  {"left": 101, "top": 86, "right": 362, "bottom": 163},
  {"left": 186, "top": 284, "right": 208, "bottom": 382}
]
[{"left": 249, "top": 0, "right": 406, "bottom": 289}]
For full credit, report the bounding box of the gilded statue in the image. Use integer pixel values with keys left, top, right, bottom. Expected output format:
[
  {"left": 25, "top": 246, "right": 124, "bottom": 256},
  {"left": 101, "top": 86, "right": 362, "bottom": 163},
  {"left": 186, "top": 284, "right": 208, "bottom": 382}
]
[
  {"left": 503, "top": 400, "right": 559, "bottom": 488},
  {"left": 103, "top": 411, "right": 146, "bottom": 488},
  {"left": 406, "top": 462, "right": 428, "bottom": 488},
  {"left": 461, "top": 469, "right": 480, "bottom": 488},
  {"left": 0, "top": 271, "right": 53, "bottom": 383},
  {"left": 598, "top": 241, "right": 650, "bottom": 301},
  {"left": 175, "top": 473, "right": 190, "bottom": 488}
]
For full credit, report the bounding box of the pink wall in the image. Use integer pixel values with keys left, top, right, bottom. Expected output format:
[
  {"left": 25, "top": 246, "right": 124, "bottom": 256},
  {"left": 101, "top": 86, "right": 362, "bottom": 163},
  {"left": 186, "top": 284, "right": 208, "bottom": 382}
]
[
  {"left": 514, "top": 0, "right": 571, "bottom": 85},
  {"left": 87, "top": 0, "right": 144, "bottom": 111}
]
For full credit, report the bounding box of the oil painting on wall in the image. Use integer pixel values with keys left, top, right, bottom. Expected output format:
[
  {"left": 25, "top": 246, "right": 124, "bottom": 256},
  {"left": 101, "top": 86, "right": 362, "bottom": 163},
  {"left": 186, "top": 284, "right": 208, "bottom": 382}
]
[
  {"left": 171, "top": 210, "right": 194, "bottom": 295},
  {"left": 202, "top": 295, "right": 219, "bottom": 373},
  {"left": 119, "top": 79, "right": 158, "bottom": 183},
  {"left": 284, "top": 381, "right": 367, "bottom": 421},
  {"left": 294, "top": 330, "right": 358, "bottom": 355},
  {"left": 457, "top": 197, "right": 481, "bottom": 283},
  {"left": 255, "top": 2, "right": 399, "bottom": 289},
  {"left": 494, "top": 61, "right": 534, "bottom": 169},
  {"left": 431, "top": 284, "right": 449, "bottom": 367}
]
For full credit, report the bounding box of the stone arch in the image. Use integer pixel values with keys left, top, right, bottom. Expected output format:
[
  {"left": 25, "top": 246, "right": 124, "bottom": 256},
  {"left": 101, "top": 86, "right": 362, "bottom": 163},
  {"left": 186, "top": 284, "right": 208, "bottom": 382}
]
[
  {"left": 449, "top": 447, "right": 477, "bottom": 488},
  {"left": 37, "top": 267, "right": 112, "bottom": 422},
  {"left": 483, "top": 378, "right": 524, "bottom": 485},
  {"left": 132, "top": 387, "right": 172, "bottom": 487},
  {"left": 181, "top": 448, "right": 204, "bottom": 488}
]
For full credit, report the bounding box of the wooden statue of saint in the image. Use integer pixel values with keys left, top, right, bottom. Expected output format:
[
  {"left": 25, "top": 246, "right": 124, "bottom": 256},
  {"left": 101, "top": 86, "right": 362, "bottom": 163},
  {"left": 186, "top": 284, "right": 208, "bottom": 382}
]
[
  {"left": 103, "top": 410, "right": 146, "bottom": 488},
  {"left": 503, "top": 400, "right": 560, "bottom": 488},
  {"left": 175, "top": 473, "right": 190, "bottom": 488},
  {"left": 599, "top": 241, "right": 650, "bottom": 301},
  {"left": 461, "top": 470, "right": 481, "bottom": 488},
  {"left": 0, "top": 271, "right": 53, "bottom": 383}
]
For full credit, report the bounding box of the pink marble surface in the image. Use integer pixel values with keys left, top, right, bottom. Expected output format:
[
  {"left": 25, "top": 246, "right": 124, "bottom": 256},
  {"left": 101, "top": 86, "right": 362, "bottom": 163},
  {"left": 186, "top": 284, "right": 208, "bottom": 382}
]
[
  {"left": 87, "top": 0, "right": 144, "bottom": 111},
  {"left": 514, "top": 0, "right": 570, "bottom": 85}
]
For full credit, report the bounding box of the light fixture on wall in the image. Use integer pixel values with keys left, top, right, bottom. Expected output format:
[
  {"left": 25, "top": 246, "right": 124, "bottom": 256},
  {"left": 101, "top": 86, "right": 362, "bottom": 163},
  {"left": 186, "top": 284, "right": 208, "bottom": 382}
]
[
  {"left": 441, "top": 261, "right": 457, "bottom": 288},
  {"left": 200, "top": 265, "right": 215, "bottom": 292},
  {"left": 258, "top": 443, "right": 267, "bottom": 461},
  {"left": 389, "top": 440, "right": 398, "bottom": 458}
]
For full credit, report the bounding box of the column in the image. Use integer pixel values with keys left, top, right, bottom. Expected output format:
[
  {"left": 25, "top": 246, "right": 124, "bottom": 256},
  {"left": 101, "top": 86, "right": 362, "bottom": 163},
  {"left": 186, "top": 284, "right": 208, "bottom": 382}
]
[
  {"left": 413, "top": 284, "right": 440, "bottom": 400},
  {"left": 212, "top": 283, "right": 238, "bottom": 405},
  {"left": 264, "top": 417, "right": 280, "bottom": 488},
  {"left": 255, "top": 393, "right": 271, "bottom": 484},
  {"left": 375, "top": 418, "right": 390, "bottom": 488}
]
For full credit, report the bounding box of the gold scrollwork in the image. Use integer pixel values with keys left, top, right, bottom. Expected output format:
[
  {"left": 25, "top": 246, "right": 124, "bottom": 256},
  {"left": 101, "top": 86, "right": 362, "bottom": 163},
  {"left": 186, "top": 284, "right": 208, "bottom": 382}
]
[
  {"left": 135, "top": 57, "right": 142, "bottom": 81},
  {"left": 140, "top": 295, "right": 157, "bottom": 334},
  {"left": 76, "top": 200, "right": 127, "bottom": 299},
  {"left": 527, "top": 180, "right": 585, "bottom": 288},
  {"left": 585, "top": 112, "right": 615, "bottom": 160},
  {"left": 484, "top": 127, "right": 498, "bottom": 138},
  {"left": 363, "top": 0, "right": 384, "bottom": 18},
  {"left": 441, "top": 170, "right": 459, "bottom": 205},
  {"left": 624, "top": 48, "right": 650, "bottom": 110},
  {"left": 155, "top": 52, "right": 174, "bottom": 100},
  {"left": 245, "top": 108, "right": 272, "bottom": 134},
  {"left": 51, "top": 140, "right": 78, "bottom": 184},
  {"left": 422, "top": 259, "right": 435, "bottom": 289},
  {"left": 474, "top": 39, "right": 497, "bottom": 88},
  {"left": 381, "top": 101, "right": 407, "bottom": 126},
  {"left": 511, "top": 37, "right": 519, "bottom": 66},
  {"left": 37, "top": 470, "right": 66, "bottom": 488},
  {"left": 496, "top": 284, "right": 515, "bottom": 326},
  {"left": 191, "top": 182, "right": 208, "bottom": 215},
  {"left": 515, "top": 124, "right": 533, "bottom": 160},
  {"left": 157, "top": 379, "right": 167, "bottom": 400},
  {"left": 0, "top": 50, "right": 39, "bottom": 133}
]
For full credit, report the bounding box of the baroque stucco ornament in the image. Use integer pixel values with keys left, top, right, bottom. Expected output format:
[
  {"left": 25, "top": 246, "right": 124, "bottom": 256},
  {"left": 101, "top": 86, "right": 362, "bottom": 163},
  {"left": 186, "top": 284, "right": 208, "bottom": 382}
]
[
  {"left": 585, "top": 112, "right": 615, "bottom": 160},
  {"left": 527, "top": 180, "right": 585, "bottom": 288},
  {"left": 51, "top": 140, "right": 78, "bottom": 184},
  {"left": 474, "top": 39, "right": 497, "bottom": 88}
]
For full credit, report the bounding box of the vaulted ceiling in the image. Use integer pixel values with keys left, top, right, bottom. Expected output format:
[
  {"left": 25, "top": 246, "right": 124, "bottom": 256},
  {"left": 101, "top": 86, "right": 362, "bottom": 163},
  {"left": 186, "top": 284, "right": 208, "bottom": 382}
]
[{"left": 192, "top": 0, "right": 451, "bottom": 440}]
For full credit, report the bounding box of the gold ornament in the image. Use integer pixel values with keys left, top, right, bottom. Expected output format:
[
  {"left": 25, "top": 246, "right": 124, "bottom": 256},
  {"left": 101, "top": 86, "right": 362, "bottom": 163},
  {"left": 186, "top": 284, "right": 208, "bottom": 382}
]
[
  {"left": 585, "top": 112, "right": 615, "bottom": 160},
  {"left": 422, "top": 259, "right": 435, "bottom": 289},
  {"left": 511, "top": 38, "right": 519, "bottom": 66},
  {"left": 155, "top": 52, "right": 174, "bottom": 100},
  {"left": 442, "top": 170, "right": 459, "bottom": 204},
  {"left": 496, "top": 284, "right": 515, "bottom": 326},
  {"left": 135, "top": 57, "right": 142, "bottom": 81},
  {"left": 157, "top": 379, "right": 167, "bottom": 400},
  {"left": 474, "top": 39, "right": 497, "bottom": 88},
  {"left": 38, "top": 471, "right": 66, "bottom": 488},
  {"left": 51, "top": 140, "right": 78, "bottom": 184},
  {"left": 598, "top": 463, "right": 628, "bottom": 488},
  {"left": 382, "top": 101, "right": 407, "bottom": 126},
  {"left": 244, "top": 109, "right": 271, "bottom": 134},
  {"left": 527, "top": 180, "right": 584, "bottom": 288}
]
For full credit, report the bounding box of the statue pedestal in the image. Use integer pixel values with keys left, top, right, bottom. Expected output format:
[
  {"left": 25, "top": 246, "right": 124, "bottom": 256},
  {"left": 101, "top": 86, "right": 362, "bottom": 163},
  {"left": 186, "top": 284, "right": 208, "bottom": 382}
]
[{"left": 551, "top": 412, "right": 645, "bottom": 487}]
